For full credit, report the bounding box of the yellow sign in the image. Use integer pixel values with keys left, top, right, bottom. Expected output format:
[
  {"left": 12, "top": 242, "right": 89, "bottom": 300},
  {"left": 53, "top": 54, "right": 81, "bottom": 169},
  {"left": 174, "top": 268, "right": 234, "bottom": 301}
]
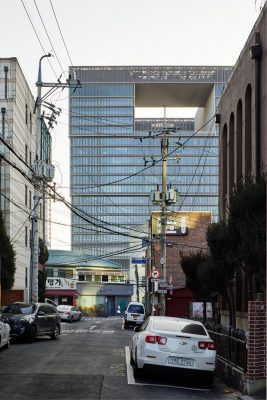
[{"left": 151, "top": 211, "right": 212, "bottom": 235}]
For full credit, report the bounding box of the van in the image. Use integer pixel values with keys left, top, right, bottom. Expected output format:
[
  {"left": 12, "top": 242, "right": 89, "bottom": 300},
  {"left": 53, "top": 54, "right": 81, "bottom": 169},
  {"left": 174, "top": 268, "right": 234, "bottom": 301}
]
[{"left": 124, "top": 301, "right": 145, "bottom": 329}]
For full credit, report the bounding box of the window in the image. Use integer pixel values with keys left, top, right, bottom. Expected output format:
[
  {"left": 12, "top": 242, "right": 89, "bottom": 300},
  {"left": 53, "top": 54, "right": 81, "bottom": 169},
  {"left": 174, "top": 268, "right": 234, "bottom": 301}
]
[
  {"left": 25, "top": 185, "right": 28, "bottom": 206},
  {"left": 29, "top": 190, "right": 32, "bottom": 210},
  {"left": 78, "top": 275, "right": 85, "bottom": 281},
  {"left": 102, "top": 275, "right": 108, "bottom": 282},
  {"left": 25, "top": 268, "right": 28, "bottom": 288},
  {"left": 25, "top": 227, "right": 28, "bottom": 247},
  {"left": 25, "top": 104, "right": 28, "bottom": 124},
  {"left": 25, "top": 144, "right": 28, "bottom": 164},
  {"left": 46, "top": 269, "right": 54, "bottom": 277},
  {"left": 58, "top": 269, "right": 73, "bottom": 278},
  {"left": 30, "top": 112, "right": 32, "bottom": 133}
]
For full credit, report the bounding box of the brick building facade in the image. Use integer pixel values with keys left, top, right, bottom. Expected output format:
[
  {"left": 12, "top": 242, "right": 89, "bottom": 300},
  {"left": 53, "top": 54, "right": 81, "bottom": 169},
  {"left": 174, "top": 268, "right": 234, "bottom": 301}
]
[
  {"left": 147, "top": 211, "right": 211, "bottom": 317},
  {"left": 218, "top": 4, "right": 266, "bottom": 394}
]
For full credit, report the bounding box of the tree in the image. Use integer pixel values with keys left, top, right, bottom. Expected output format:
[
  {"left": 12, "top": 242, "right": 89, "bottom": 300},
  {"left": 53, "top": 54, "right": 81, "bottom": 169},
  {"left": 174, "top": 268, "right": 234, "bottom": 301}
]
[
  {"left": 38, "top": 270, "right": 47, "bottom": 302},
  {"left": 0, "top": 210, "right": 16, "bottom": 290},
  {"left": 38, "top": 239, "right": 49, "bottom": 301},
  {"left": 228, "top": 175, "right": 266, "bottom": 299},
  {"left": 206, "top": 221, "right": 237, "bottom": 328},
  {"left": 180, "top": 251, "right": 211, "bottom": 322}
]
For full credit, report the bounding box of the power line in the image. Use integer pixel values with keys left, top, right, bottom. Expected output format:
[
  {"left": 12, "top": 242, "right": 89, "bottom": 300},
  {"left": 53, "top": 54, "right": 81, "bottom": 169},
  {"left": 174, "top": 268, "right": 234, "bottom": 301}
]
[
  {"left": 50, "top": 0, "right": 74, "bottom": 66},
  {"left": 34, "top": 0, "right": 66, "bottom": 78},
  {"left": 20, "top": 0, "right": 58, "bottom": 80}
]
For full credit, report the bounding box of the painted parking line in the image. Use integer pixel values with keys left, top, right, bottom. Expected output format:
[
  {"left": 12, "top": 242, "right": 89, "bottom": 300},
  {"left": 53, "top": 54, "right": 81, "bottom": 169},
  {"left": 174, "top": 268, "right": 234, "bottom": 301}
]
[{"left": 124, "top": 346, "right": 210, "bottom": 392}]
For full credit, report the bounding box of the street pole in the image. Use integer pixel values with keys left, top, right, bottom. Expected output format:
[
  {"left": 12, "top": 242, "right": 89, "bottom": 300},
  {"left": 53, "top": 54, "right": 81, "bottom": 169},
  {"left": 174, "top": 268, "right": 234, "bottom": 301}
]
[
  {"left": 159, "top": 106, "right": 168, "bottom": 316},
  {"left": 31, "top": 54, "right": 52, "bottom": 303}
]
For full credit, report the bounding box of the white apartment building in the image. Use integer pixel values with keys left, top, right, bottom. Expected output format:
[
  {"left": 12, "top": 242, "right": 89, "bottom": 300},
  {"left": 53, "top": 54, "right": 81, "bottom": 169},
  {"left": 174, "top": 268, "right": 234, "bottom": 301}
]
[{"left": 0, "top": 58, "right": 37, "bottom": 303}]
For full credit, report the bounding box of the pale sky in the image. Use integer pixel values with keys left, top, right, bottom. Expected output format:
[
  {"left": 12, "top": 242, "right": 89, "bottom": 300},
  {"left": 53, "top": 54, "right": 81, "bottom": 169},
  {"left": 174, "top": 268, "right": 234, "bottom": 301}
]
[{"left": 1, "top": 0, "right": 264, "bottom": 249}]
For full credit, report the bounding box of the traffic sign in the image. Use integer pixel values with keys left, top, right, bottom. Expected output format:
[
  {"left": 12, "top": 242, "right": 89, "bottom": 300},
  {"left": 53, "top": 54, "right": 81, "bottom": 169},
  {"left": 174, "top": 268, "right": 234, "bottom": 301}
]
[
  {"left": 151, "top": 269, "right": 160, "bottom": 279},
  {"left": 151, "top": 278, "right": 159, "bottom": 282},
  {"left": 131, "top": 259, "right": 147, "bottom": 264}
]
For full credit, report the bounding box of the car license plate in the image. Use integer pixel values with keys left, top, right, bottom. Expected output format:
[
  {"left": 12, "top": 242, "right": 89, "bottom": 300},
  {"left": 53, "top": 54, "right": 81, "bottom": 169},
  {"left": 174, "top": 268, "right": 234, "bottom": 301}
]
[
  {"left": 132, "top": 315, "right": 139, "bottom": 320},
  {"left": 168, "top": 357, "right": 195, "bottom": 367}
]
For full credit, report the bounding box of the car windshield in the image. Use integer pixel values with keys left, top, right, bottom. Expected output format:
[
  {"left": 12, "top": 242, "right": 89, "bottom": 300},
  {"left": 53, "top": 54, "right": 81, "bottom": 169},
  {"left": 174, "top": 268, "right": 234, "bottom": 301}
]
[
  {"left": 152, "top": 319, "right": 207, "bottom": 336},
  {"left": 3, "top": 304, "right": 36, "bottom": 315},
  {"left": 128, "top": 304, "right": 144, "bottom": 314}
]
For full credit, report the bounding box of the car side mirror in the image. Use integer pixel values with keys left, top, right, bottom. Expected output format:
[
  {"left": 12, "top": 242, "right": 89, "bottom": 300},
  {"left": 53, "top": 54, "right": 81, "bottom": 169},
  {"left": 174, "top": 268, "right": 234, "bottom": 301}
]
[
  {"left": 38, "top": 311, "right": 45, "bottom": 316},
  {"left": 134, "top": 326, "right": 140, "bottom": 332},
  {"left": 3, "top": 316, "right": 9, "bottom": 323}
]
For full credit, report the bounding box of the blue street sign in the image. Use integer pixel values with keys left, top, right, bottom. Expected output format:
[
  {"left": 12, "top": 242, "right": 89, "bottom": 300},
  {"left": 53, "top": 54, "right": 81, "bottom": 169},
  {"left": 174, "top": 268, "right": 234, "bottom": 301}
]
[{"left": 131, "top": 259, "right": 147, "bottom": 264}]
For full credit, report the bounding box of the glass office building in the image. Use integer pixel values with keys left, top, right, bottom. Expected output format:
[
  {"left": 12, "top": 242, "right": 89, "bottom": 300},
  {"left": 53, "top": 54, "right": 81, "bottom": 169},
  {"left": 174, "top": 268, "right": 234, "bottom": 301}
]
[{"left": 69, "top": 66, "right": 232, "bottom": 268}]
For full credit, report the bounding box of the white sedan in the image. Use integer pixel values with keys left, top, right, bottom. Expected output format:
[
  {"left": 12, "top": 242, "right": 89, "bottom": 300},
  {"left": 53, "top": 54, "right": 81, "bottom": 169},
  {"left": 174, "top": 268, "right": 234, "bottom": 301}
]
[
  {"left": 0, "top": 312, "right": 10, "bottom": 349},
  {"left": 57, "top": 305, "right": 82, "bottom": 322},
  {"left": 131, "top": 316, "right": 216, "bottom": 383}
]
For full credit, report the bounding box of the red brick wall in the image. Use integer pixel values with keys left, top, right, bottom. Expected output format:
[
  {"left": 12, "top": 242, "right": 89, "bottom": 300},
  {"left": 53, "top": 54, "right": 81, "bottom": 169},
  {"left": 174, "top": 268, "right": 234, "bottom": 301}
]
[
  {"left": 247, "top": 301, "right": 266, "bottom": 380},
  {"left": 154, "top": 213, "right": 210, "bottom": 288},
  {"left": 2, "top": 289, "right": 24, "bottom": 306}
]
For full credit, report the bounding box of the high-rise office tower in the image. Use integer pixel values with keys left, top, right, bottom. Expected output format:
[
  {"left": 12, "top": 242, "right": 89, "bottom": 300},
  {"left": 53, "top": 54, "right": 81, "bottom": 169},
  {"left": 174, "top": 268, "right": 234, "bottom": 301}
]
[{"left": 69, "top": 66, "right": 232, "bottom": 269}]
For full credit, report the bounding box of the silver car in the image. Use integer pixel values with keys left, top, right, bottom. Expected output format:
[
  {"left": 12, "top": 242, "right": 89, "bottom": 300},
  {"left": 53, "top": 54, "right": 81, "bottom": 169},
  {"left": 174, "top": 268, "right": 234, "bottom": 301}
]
[
  {"left": 57, "top": 305, "right": 82, "bottom": 322},
  {"left": 0, "top": 312, "right": 10, "bottom": 349}
]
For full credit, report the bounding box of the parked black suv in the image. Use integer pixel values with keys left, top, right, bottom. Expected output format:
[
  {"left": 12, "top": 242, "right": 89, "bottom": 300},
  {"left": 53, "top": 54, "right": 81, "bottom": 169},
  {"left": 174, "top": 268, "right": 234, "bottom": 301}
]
[{"left": 2, "top": 302, "right": 61, "bottom": 341}]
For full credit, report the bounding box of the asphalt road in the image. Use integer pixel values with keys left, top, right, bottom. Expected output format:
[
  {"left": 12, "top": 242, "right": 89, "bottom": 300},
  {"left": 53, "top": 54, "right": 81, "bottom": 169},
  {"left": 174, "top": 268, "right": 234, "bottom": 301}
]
[{"left": 0, "top": 317, "right": 242, "bottom": 400}]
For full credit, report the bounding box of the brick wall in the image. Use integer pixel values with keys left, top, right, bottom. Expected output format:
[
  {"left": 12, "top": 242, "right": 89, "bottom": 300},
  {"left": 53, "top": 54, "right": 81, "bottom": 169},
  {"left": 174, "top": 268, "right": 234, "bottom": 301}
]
[
  {"left": 1, "top": 289, "right": 24, "bottom": 306},
  {"left": 247, "top": 301, "right": 266, "bottom": 380},
  {"left": 154, "top": 213, "right": 210, "bottom": 288}
]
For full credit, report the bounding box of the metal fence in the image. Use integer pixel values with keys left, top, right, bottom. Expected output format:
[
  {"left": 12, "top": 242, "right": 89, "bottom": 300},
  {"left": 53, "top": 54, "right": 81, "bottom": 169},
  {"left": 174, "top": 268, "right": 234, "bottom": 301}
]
[{"left": 205, "top": 322, "right": 247, "bottom": 372}]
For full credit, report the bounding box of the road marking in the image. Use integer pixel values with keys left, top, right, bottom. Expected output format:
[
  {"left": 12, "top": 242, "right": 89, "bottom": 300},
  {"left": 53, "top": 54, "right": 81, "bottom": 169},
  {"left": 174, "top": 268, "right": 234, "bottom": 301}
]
[
  {"left": 61, "top": 329, "right": 114, "bottom": 335},
  {"left": 125, "top": 347, "right": 210, "bottom": 392},
  {"left": 89, "top": 326, "right": 97, "bottom": 330}
]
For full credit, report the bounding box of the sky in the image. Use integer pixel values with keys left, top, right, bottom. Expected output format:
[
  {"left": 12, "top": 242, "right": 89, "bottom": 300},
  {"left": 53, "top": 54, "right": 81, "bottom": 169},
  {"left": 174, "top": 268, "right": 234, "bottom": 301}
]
[{"left": 0, "top": 0, "right": 264, "bottom": 250}]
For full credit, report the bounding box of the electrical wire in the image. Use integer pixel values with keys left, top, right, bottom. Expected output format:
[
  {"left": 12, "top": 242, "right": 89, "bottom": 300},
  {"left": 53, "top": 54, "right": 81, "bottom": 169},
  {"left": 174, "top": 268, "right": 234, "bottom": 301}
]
[
  {"left": 50, "top": 0, "right": 73, "bottom": 66},
  {"left": 20, "top": 0, "right": 58, "bottom": 80},
  {"left": 33, "top": 0, "right": 66, "bottom": 78}
]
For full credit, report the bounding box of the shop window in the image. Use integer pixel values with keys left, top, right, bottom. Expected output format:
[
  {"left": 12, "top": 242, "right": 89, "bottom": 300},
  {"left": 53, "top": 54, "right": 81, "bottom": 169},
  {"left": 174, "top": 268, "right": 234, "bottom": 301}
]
[{"left": 58, "top": 269, "right": 73, "bottom": 278}]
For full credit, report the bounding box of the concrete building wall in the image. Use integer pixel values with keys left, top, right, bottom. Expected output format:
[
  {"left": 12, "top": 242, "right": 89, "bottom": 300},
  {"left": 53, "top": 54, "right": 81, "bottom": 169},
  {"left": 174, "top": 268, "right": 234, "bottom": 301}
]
[{"left": 0, "top": 58, "right": 36, "bottom": 302}]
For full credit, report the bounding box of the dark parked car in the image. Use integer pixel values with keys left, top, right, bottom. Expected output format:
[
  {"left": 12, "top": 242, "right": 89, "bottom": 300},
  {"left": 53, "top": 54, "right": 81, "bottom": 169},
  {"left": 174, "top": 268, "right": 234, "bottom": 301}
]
[{"left": 2, "top": 302, "right": 61, "bottom": 341}]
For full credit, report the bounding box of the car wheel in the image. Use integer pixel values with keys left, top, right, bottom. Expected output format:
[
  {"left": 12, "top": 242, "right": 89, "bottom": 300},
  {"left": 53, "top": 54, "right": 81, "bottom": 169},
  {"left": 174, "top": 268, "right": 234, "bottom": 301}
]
[
  {"left": 203, "top": 372, "right": 214, "bottom": 385},
  {"left": 3, "top": 337, "right": 10, "bottom": 349},
  {"left": 130, "top": 349, "right": 135, "bottom": 366},
  {"left": 28, "top": 325, "right": 37, "bottom": 342},
  {"left": 50, "top": 325, "right": 60, "bottom": 340},
  {"left": 69, "top": 316, "right": 73, "bottom": 323},
  {"left": 133, "top": 349, "right": 142, "bottom": 379},
  {"left": 78, "top": 314, "right": 82, "bottom": 321},
  {"left": 124, "top": 321, "right": 128, "bottom": 329}
]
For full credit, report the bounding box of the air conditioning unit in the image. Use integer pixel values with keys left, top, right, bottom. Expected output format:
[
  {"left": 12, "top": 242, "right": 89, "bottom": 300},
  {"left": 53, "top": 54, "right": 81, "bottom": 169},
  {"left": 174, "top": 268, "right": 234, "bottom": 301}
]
[
  {"left": 42, "top": 164, "right": 55, "bottom": 181},
  {"left": 32, "top": 161, "right": 55, "bottom": 181},
  {"left": 150, "top": 190, "right": 161, "bottom": 204}
]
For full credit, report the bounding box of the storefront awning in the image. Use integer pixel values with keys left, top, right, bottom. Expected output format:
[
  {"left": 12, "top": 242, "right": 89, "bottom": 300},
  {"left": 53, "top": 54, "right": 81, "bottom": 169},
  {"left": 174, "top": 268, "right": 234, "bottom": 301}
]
[{"left": 46, "top": 290, "right": 80, "bottom": 296}]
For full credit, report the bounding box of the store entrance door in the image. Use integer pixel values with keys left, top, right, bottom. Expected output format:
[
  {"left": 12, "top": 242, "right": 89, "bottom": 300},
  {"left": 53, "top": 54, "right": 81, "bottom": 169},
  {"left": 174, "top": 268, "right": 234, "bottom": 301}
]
[{"left": 107, "top": 296, "right": 115, "bottom": 316}]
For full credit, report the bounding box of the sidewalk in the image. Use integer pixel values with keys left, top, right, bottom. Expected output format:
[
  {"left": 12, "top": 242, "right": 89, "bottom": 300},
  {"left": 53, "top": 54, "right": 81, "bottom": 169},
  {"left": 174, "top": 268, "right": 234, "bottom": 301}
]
[{"left": 237, "top": 393, "right": 266, "bottom": 400}]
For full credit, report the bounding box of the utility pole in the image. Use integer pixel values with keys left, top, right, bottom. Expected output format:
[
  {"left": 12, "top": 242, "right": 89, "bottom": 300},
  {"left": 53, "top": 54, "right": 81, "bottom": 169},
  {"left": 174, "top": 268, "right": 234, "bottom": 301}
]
[
  {"left": 159, "top": 107, "right": 168, "bottom": 316},
  {"left": 31, "top": 54, "right": 81, "bottom": 303},
  {"left": 150, "top": 106, "right": 178, "bottom": 316},
  {"left": 31, "top": 54, "right": 52, "bottom": 303}
]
